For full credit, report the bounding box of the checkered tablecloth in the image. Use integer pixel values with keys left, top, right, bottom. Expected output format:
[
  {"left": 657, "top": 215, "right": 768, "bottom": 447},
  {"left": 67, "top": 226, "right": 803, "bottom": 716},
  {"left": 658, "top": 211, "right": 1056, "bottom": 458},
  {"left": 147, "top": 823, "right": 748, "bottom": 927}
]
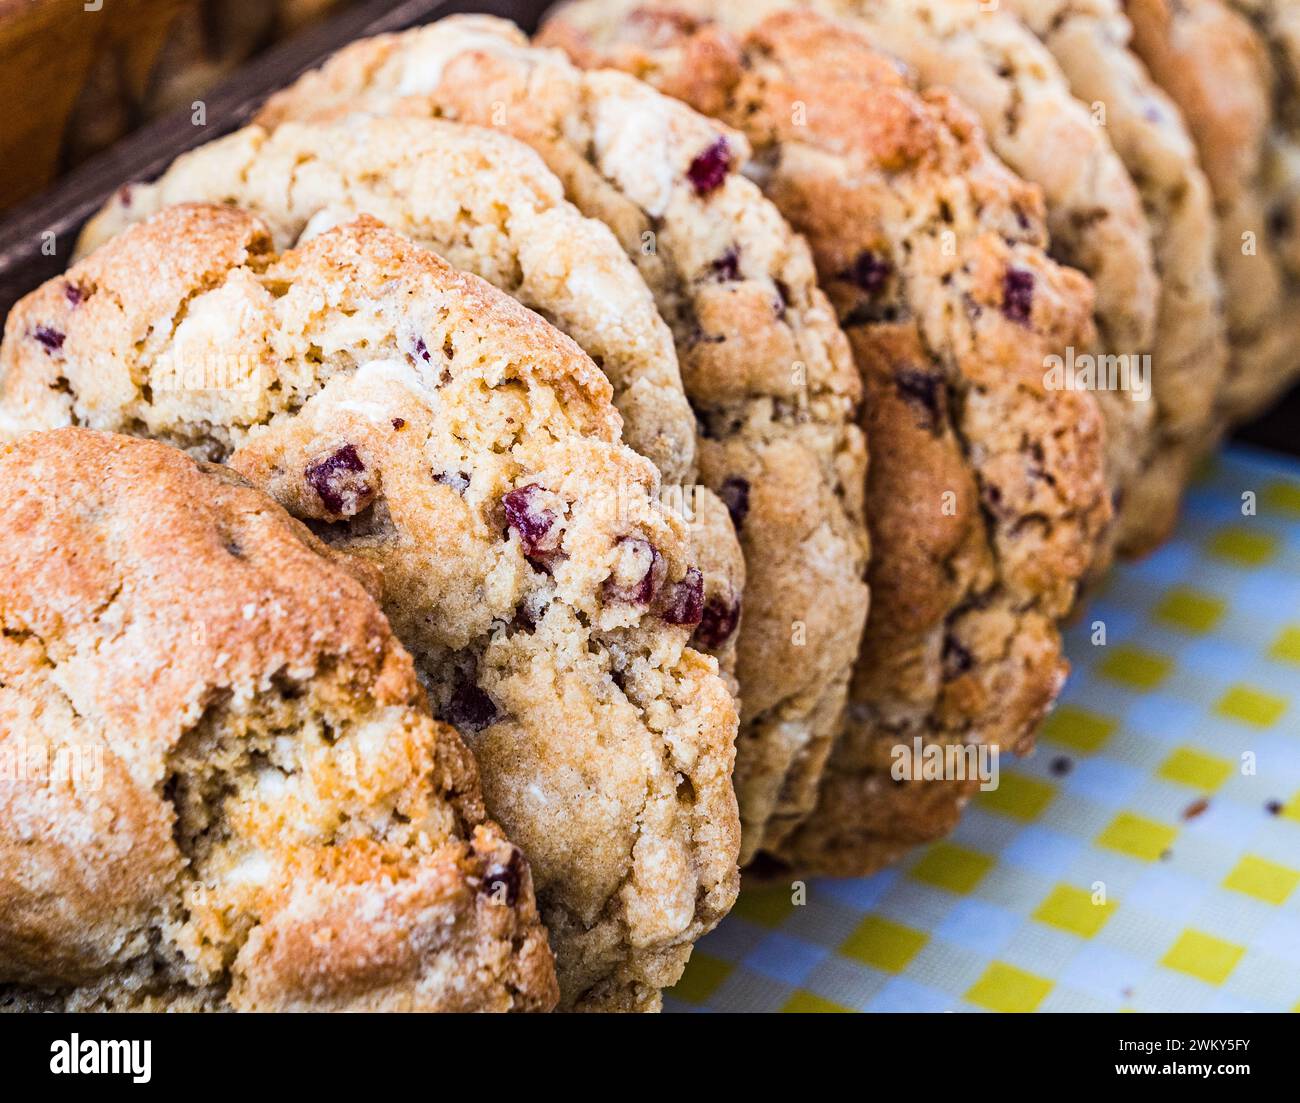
[{"left": 670, "top": 446, "right": 1300, "bottom": 1013}]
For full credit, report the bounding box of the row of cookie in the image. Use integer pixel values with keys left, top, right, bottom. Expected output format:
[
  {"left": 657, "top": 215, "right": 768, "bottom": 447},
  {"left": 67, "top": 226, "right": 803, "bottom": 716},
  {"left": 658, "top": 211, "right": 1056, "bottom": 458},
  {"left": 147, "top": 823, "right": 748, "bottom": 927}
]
[
  {"left": 534, "top": 0, "right": 1114, "bottom": 877},
  {"left": 535, "top": 0, "right": 1300, "bottom": 861},
  {"left": 0, "top": 200, "right": 740, "bottom": 1013},
  {"left": 0, "top": 12, "right": 882, "bottom": 1011},
  {"left": 2, "top": 3, "right": 1296, "bottom": 1012},
  {"left": 0, "top": 7, "right": 1164, "bottom": 1011},
  {"left": 176, "top": 2, "right": 1099, "bottom": 897},
  {"left": 5, "top": 17, "right": 826, "bottom": 1014}
]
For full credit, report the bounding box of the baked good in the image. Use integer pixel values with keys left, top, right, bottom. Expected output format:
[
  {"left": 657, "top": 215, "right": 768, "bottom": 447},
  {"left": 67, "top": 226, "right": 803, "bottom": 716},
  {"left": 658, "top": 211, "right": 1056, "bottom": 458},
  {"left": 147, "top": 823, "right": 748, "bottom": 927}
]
[
  {"left": 1226, "top": 0, "right": 1300, "bottom": 286},
  {"left": 0, "top": 205, "right": 741, "bottom": 1011},
  {"left": 1127, "top": 0, "right": 1300, "bottom": 422},
  {"left": 256, "top": 15, "right": 872, "bottom": 863},
  {"left": 74, "top": 114, "right": 746, "bottom": 677},
  {"left": 77, "top": 116, "right": 696, "bottom": 486},
  {"left": 0, "top": 427, "right": 556, "bottom": 1012},
  {"left": 998, "top": 0, "right": 1228, "bottom": 552},
  {"left": 548, "top": 0, "right": 1154, "bottom": 563},
  {"left": 542, "top": 3, "right": 1110, "bottom": 874},
  {"left": 793, "top": 0, "right": 1154, "bottom": 571}
]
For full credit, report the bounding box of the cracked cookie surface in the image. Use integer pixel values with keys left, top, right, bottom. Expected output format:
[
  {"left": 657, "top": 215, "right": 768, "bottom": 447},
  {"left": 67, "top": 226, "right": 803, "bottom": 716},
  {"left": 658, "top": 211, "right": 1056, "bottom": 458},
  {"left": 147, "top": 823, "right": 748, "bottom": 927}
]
[
  {"left": 542, "top": 3, "right": 1110, "bottom": 874},
  {"left": 257, "top": 15, "right": 871, "bottom": 864},
  {"left": 0, "top": 428, "right": 556, "bottom": 1012},
  {"left": 0, "top": 207, "right": 741, "bottom": 1011},
  {"left": 1127, "top": 0, "right": 1300, "bottom": 423},
  {"left": 73, "top": 114, "right": 744, "bottom": 678}
]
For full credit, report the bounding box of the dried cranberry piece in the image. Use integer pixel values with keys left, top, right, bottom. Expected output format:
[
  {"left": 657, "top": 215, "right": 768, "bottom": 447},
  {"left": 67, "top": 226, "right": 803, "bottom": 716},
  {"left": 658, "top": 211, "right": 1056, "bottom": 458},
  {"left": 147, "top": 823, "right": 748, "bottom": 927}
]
[
  {"left": 305, "top": 444, "right": 373, "bottom": 517},
  {"left": 895, "top": 367, "right": 945, "bottom": 429},
  {"left": 842, "top": 250, "right": 892, "bottom": 295},
  {"left": 410, "top": 336, "right": 432, "bottom": 363},
  {"left": 711, "top": 247, "right": 741, "bottom": 281},
  {"left": 694, "top": 594, "right": 741, "bottom": 649},
  {"left": 603, "top": 535, "right": 666, "bottom": 606},
  {"left": 391, "top": 417, "right": 406, "bottom": 430},
  {"left": 503, "top": 484, "right": 563, "bottom": 565},
  {"left": 687, "top": 137, "right": 731, "bottom": 195},
  {"left": 32, "top": 325, "right": 64, "bottom": 354},
  {"left": 481, "top": 848, "right": 523, "bottom": 906},
  {"left": 661, "top": 567, "right": 704, "bottom": 626},
  {"left": 719, "top": 476, "right": 750, "bottom": 531},
  {"left": 444, "top": 679, "right": 499, "bottom": 733},
  {"left": 1002, "top": 267, "right": 1035, "bottom": 326}
]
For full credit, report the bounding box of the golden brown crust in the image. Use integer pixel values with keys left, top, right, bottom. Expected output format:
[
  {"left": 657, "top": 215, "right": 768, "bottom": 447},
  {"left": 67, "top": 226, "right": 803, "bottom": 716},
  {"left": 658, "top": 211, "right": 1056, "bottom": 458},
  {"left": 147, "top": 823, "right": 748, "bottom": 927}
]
[
  {"left": 1, "top": 203, "right": 617, "bottom": 453},
  {"left": 825, "top": 0, "right": 1153, "bottom": 576},
  {"left": 0, "top": 428, "right": 556, "bottom": 1011}
]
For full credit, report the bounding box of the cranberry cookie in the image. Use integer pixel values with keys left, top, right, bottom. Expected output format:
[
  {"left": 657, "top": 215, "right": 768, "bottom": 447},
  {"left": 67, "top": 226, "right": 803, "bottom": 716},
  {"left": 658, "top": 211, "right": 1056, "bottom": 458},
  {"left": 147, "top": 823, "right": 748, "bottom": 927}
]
[
  {"left": 1226, "top": 0, "right": 1300, "bottom": 289},
  {"left": 1127, "top": 0, "right": 1300, "bottom": 422},
  {"left": 257, "top": 15, "right": 872, "bottom": 864},
  {"left": 0, "top": 207, "right": 741, "bottom": 1011},
  {"left": 74, "top": 115, "right": 745, "bottom": 677},
  {"left": 796, "top": 0, "right": 1154, "bottom": 569},
  {"left": 542, "top": 4, "right": 1110, "bottom": 874},
  {"left": 998, "top": 0, "right": 1227, "bottom": 552},
  {"left": 0, "top": 428, "right": 556, "bottom": 1012}
]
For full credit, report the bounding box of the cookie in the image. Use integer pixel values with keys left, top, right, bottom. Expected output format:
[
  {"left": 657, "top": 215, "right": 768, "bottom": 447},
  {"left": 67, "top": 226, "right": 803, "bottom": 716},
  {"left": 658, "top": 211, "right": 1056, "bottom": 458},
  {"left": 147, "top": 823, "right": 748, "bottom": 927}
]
[
  {"left": 542, "top": 3, "right": 1110, "bottom": 874},
  {"left": 810, "top": 0, "right": 1155, "bottom": 562},
  {"left": 0, "top": 206, "right": 741, "bottom": 1011},
  {"left": 1227, "top": 0, "right": 1300, "bottom": 285},
  {"left": 74, "top": 114, "right": 746, "bottom": 678},
  {"left": 257, "top": 15, "right": 872, "bottom": 863},
  {"left": 998, "top": 0, "right": 1228, "bottom": 553},
  {"left": 0, "top": 427, "right": 556, "bottom": 1012},
  {"left": 1127, "top": 0, "right": 1300, "bottom": 422},
  {"left": 77, "top": 116, "right": 696, "bottom": 485}
]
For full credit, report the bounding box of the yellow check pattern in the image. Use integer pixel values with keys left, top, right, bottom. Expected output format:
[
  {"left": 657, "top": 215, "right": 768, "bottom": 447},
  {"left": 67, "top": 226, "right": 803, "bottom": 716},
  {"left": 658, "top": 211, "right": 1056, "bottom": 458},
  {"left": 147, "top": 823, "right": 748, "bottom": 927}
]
[{"left": 668, "top": 449, "right": 1300, "bottom": 1012}]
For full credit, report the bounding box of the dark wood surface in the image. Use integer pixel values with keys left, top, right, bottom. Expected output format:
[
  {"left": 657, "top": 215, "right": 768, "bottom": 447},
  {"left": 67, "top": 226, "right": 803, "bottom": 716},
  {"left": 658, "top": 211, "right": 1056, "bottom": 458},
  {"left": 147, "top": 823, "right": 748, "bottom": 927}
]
[{"left": 0, "top": 0, "right": 1294, "bottom": 455}]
